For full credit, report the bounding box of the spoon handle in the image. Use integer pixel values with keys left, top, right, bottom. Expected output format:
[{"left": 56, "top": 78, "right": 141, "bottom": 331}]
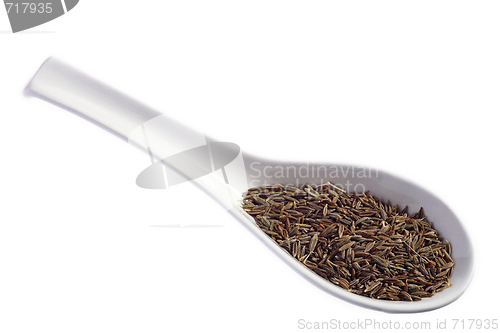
[
  {"left": 24, "top": 57, "right": 163, "bottom": 140},
  {"left": 24, "top": 57, "right": 219, "bottom": 167},
  {"left": 24, "top": 57, "right": 244, "bottom": 205}
]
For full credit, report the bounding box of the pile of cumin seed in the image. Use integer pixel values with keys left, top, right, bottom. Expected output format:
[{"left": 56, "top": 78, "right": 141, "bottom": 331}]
[{"left": 242, "top": 182, "right": 454, "bottom": 301}]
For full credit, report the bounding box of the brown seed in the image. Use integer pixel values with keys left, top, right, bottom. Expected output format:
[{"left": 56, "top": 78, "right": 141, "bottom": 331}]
[
  {"left": 339, "top": 241, "right": 356, "bottom": 252},
  {"left": 364, "top": 280, "right": 381, "bottom": 293},
  {"left": 439, "top": 261, "right": 455, "bottom": 270},
  {"left": 309, "top": 233, "right": 319, "bottom": 254}
]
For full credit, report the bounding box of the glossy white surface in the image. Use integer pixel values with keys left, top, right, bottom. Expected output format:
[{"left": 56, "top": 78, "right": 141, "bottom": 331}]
[{"left": 25, "top": 58, "right": 474, "bottom": 313}]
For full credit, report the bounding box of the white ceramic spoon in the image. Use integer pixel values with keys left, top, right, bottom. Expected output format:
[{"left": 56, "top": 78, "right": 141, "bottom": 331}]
[{"left": 24, "top": 58, "right": 474, "bottom": 313}]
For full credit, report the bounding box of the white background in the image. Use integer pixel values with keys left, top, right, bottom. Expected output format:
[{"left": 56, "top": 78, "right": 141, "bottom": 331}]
[{"left": 1, "top": 1, "right": 499, "bottom": 332}]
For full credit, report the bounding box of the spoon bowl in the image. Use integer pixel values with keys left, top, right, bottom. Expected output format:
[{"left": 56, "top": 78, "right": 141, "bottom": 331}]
[{"left": 232, "top": 154, "right": 473, "bottom": 313}]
